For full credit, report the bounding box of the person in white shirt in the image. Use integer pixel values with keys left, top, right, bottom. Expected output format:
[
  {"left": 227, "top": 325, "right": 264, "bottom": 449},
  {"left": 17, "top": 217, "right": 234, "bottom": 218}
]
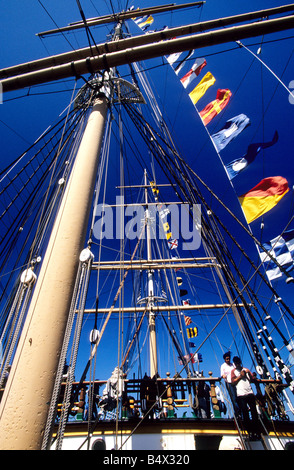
[
  {"left": 231, "top": 356, "right": 259, "bottom": 431},
  {"left": 220, "top": 352, "right": 240, "bottom": 417}
]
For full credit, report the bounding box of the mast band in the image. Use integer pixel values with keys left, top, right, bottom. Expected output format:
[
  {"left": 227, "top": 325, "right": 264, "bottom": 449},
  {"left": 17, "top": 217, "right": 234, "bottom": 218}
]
[{"left": 102, "top": 54, "right": 110, "bottom": 71}]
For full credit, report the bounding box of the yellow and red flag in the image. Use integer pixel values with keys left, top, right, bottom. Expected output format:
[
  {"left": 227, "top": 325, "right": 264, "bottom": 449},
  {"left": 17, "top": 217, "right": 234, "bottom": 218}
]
[
  {"left": 238, "top": 176, "right": 289, "bottom": 224},
  {"left": 199, "top": 89, "right": 232, "bottom": 125}
]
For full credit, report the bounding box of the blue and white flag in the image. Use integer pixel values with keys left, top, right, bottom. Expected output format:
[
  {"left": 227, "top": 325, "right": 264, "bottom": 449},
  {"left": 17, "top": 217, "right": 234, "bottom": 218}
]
[
  {"left": 226, "top": 131, "right": 278, "bottom": 180},
  {"left": 212, "top": 114, "right": 250, "bottom": 152},
  {"left": 259, "top": 229, "right": 294, "bottom": 281}
]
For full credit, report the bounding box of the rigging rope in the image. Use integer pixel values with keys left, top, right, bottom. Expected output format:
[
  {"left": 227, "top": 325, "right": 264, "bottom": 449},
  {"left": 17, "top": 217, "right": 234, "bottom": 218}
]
[
  {"left": 237, "top": 40, "right": 294, "bottom": 102},
  {"left": 118, "top": 71, "right": 294, "bottom": 390}
]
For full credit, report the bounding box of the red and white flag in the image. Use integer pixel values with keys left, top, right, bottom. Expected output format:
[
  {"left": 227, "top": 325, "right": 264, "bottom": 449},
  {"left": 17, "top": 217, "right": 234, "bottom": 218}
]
[
  {"left": 184, "top": 315, "right": 192, "bottom": 326},
  {"left": 180, "top": 58, "right": 207, "bottom": 88},
  {"left": 168, "top": 238, "right": 178, "bottom": 250}
]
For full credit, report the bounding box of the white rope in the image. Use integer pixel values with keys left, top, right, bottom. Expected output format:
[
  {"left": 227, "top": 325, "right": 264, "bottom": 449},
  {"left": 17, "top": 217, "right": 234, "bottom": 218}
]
[{"left": 237, "top": 40, "right": 294, "bottom": 101}]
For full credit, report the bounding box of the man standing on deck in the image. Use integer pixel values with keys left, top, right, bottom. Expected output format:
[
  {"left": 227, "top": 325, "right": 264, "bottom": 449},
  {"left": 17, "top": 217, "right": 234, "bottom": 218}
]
[
  {"left": 231, "top": 356, "right": 260, "bottom": 437},
  {"left": 220, "top": 352, "right": 240, "bottom": 417}
]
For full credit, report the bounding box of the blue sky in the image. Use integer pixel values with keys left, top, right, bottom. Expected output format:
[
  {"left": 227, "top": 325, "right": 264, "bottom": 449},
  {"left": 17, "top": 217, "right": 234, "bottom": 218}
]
[{"left": 1, "top": 1, "right": 294, "bottom": 399}]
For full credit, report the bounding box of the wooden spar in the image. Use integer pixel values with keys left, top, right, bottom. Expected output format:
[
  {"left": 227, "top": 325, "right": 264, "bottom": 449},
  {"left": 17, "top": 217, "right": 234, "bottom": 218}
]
[
  {"left": 1, "top": 4, "right": 293, "bottom": 80},
  {"left": 70, "top": 2, "right": 204, "bottom": 26},
  {"left": 93, "top": 257, "right": 216, "bottom": 263},
  {"left": 82, "top": 303, "right": 249, "bottom": 313},
  {"left": 38, "top": 2, "right": 205, "bottom": 36},
  {"left": 2, "top": 14, "right": 294, "bottom": 93},
  {"left": 91, "top": 257, "right": 219, "bottom": 271},
  {"left": 0, "top": 96, "right": 108, "bottom": 450}
]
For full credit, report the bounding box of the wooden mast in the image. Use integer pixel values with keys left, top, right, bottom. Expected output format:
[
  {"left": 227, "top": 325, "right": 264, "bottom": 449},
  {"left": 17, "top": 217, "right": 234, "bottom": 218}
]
[
  {"left": 0, "top": 95, "right": 108, "bottom": 450},
  {"left": 144, "top": 171, "right": 158, "bottom": 378}
]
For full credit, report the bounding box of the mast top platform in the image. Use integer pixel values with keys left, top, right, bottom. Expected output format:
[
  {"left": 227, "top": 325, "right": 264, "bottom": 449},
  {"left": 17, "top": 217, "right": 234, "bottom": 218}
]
[{"left": 74, "top": 76, "right": 146, "bottom": 108}]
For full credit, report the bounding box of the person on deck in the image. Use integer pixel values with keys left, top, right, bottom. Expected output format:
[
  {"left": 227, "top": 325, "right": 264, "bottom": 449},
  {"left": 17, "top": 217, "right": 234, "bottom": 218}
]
[
  {"left": 231, "top": 356, "right": 259, "bottom": 436},
  {"left": 220, "top": 352, "right": 240, "bottom": 417},
  {"left": 196, "top": 376, "right": 211, "bottom": 419}
]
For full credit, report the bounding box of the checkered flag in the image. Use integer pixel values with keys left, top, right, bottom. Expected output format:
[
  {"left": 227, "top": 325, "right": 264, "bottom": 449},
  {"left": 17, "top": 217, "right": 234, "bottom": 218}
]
[{"left": 259, "top": 229, "right": 294, "bottom": 281}]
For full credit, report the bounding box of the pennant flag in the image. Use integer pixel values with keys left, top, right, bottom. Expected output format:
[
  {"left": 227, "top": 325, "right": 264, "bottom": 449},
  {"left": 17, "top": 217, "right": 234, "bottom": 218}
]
[
  {"left": 175, "top": 49, "right": 194, "bottom": 75},
  {"left": 189, "top": 72, "right": 216, "bottom": 105},
  {"left": 189, "top": 342, "right": 195, "bottom": 348},
  {"left": 199, "top": 89, "right": 232, "bottom": 126},
  {"left": 186, "top": 327, "right": 198, "bottom": 338},
  {"left": 184, "top": 315, "right": 192, "bottom": 326},
  {"left": 176, "top": 277, "right": 183, "bottom": 286},
  {"left": 180, "top": 58, "right": 207, "bottom": 88},
  {"left": 259, "top": 229, "right": 294, "bottom": 281},
  {"left": 137, "top": 15, "right": 154, "bottom": 30},
  {"left": 238, "top": 176, "right": 289, "bottom": 224},
  {"left": 226, "top": 131, "right": 279, "bottom": 180},
  {"left": 211, "top": 114, "right": 250, "bottom": 152}
]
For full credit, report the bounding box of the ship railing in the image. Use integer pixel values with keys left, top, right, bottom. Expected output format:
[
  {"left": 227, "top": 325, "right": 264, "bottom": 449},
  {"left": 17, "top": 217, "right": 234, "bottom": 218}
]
[
  {"left": 51, "top": 375, "right": 223, "bottom": 420},
  {"left": 0, "top": 375, "right": 284, "bottom": 422}
]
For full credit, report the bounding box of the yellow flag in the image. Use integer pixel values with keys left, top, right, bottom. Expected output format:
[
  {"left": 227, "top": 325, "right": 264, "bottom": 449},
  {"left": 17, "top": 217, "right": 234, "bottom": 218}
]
[
  {"left": 189, "top": 72, "right": 216, "bottom": 105},
  {"left": 187, "top": 327, "right": 198, "bottom": 339}
]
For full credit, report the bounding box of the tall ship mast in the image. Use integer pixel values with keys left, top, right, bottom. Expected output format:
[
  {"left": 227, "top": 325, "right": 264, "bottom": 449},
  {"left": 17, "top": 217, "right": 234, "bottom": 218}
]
[{"left": 1, "top": 1, "right": 294, "bottom": 452}]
